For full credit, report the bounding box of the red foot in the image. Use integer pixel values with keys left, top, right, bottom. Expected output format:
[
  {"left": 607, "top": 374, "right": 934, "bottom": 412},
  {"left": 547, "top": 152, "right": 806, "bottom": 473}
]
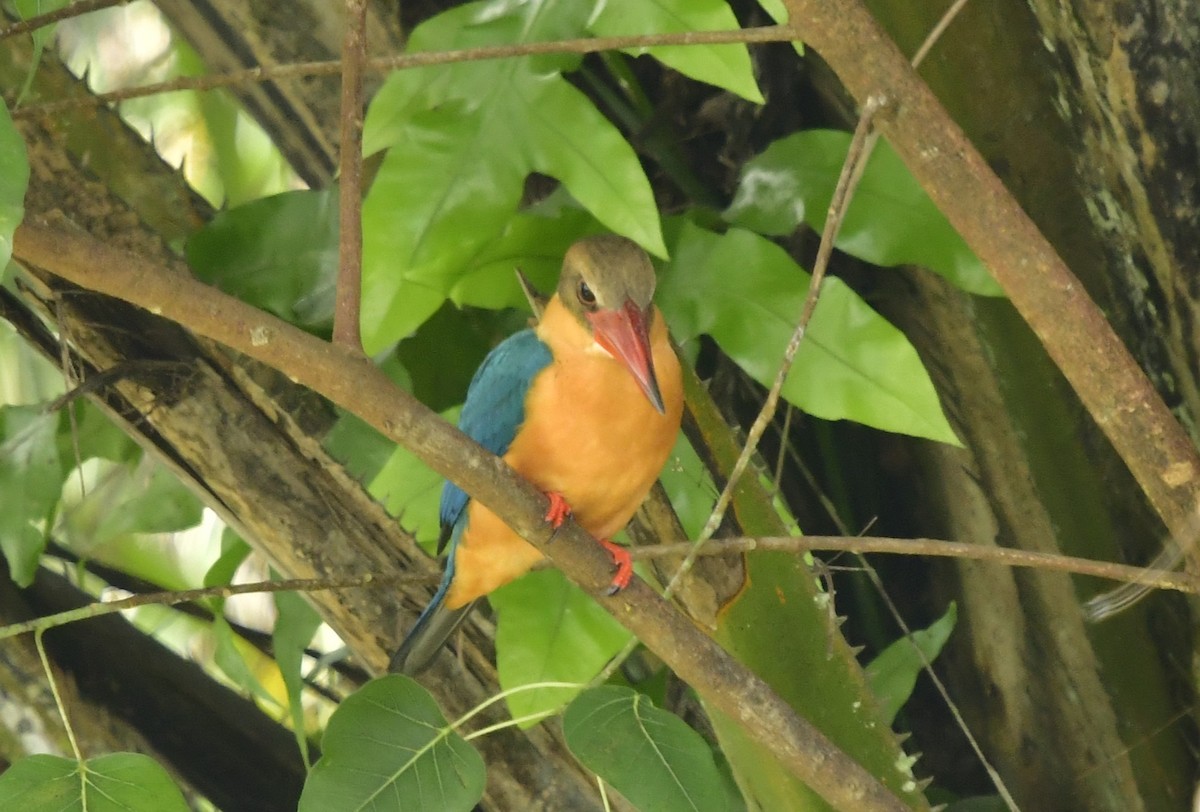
[
  {"left": 544, "top": 491, "right": 572, "bottom": 529},
  {"left": 600, "top": 539, "right": 633, "bottom": 596}
]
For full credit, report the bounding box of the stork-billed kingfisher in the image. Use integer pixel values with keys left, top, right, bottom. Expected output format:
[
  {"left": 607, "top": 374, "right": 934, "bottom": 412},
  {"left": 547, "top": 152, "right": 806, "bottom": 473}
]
[{"left": 390, "top": 235, "right": 683, "bottom": 675}]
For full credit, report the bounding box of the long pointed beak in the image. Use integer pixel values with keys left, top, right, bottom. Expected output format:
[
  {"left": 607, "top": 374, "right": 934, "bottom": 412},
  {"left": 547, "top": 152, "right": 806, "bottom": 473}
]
[{"left": 588, "top": 301, "right": 666, "bottom": 415}]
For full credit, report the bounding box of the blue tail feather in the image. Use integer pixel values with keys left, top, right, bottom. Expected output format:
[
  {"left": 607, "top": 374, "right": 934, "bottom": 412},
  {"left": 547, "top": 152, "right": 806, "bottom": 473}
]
[{"left": 390, "top": 523, "right": 476, "bottom": 675}]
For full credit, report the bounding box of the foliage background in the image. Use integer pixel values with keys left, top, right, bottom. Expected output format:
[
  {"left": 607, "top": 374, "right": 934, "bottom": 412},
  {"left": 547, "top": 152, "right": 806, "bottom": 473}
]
[{"left": 1, "top": 0, "right": 1198, "bottom": 810}]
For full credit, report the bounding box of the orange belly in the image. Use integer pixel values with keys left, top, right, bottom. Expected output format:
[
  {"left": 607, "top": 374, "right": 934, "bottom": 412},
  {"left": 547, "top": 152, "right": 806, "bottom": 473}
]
[{"left": 444, "top": 303, "right": 683, "bottom": 609}]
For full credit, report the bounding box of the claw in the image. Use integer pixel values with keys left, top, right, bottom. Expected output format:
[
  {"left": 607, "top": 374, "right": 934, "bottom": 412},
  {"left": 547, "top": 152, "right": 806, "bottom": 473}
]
[
  {"left": 544, "top": 492, "right": 572, "bottom": 541},
  {"left": 599, "top": 539, "right": 633, "bottom": 595}
]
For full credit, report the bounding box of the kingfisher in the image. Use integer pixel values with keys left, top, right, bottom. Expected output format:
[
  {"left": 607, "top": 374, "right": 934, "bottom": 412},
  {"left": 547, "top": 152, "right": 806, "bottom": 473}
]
[{"left": 390, "top": 235, "right": 684, "bottom": 675}]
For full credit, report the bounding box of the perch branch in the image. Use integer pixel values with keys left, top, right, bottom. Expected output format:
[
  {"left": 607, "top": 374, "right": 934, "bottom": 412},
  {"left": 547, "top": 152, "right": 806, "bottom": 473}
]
[{"left": 13, "top": 217, "right": 909, "bottom": 811}]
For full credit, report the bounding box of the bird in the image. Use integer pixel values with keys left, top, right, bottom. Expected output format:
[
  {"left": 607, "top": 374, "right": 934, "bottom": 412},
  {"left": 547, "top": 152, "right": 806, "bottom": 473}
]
[{"left": 390, "top": 234, "right": 683, "bottom": 675}]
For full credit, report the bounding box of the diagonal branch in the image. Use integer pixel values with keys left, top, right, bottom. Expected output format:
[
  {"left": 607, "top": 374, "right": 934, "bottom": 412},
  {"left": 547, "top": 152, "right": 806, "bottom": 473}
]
[
  {"left": 12, "top": 217, "right": 911, "bottom": 811},
  {"left": 782, "top": 0, "right": 1200, "bottom": 581}
]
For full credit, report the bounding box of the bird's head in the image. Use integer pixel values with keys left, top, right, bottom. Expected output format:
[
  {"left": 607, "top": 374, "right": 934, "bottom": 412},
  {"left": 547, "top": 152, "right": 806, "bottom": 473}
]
[{"left": 558, "top": 235, "right": 666, "bottom": 415}]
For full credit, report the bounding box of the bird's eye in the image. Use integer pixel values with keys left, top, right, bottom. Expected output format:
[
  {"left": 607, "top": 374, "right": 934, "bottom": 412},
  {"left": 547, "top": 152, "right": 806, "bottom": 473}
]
[{"left": 577, "top": 280, "right": 597, "bottom": 308}]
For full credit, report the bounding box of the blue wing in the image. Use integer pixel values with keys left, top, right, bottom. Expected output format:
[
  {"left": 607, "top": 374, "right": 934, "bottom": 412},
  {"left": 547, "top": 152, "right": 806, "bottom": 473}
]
[
  {"left": 391, "top": 328, "right": 553, "bottom": 675},
  {"left": 438, "top": 328, "right": 553, "bottom": 544}
]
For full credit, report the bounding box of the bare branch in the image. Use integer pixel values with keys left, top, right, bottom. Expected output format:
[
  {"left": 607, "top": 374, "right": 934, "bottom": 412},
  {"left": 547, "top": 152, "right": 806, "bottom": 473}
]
[
  {"left": 0, "top": 0, "right": 125, "bottom": 41},
  {"left": 634, "top": 536, "right": 1198, "bottom": 595},
  {"left": 0, "top": 572, "right": 401, "bottom": 642},
  {"left": 11, "top": 26, "right": 794, "bottom": 119},
  {"left": 333, "top": 0, "right": 368, "bottom": 353}
]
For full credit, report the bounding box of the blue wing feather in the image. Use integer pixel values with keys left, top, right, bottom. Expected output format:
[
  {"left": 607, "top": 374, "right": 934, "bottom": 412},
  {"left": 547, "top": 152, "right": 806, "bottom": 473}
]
[
  {"left": 438, "top": 328, "right": 553, "bottom": 540},
  {"left": 391, "top": 328, "right": 553, "bottom": 675}
]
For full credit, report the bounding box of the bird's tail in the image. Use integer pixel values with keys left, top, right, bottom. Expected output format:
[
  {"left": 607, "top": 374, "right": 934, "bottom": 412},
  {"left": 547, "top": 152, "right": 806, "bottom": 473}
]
[
  {"left": 389, "top": 532, "right": 478, "bottom": 675},
  {"left": 389, "top": 594, "right": 477, "bottom": 675}
]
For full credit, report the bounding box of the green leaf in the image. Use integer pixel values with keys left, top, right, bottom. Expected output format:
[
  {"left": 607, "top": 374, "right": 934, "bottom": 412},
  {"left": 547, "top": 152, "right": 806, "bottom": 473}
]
[
  {"left": 274, "top": 589, "right": 323, "bottom": 768},
  {"left": 563, "top": 686, "right": 741, "bottom": 812},
  {"left": 725, "top": 129, "right": 1002, "bottom": 296},
  {"left": 299, "top": 675, "right": 485, "bottom": 812},
  {"left": 657, "top": 433, "right": 718, "bottom": 539},
  {"left": 491, "top": 569, "right": 633, "bottom": 727},
  {"left": 594, "top": 0, "right": 763, "bottom": 103},
  {"left": 370, "top": 406, "right": 461, "bottom": 551},
  {"left": 753, "top": 0, "right": 802, "bottom": 55},
  {"left": 203, "top": 532, "right": 252, "bottom": 589},
  {"left": 323, "top": 409, "right": 400, "bottom": 483},
  {"left": 0, "top": 752, "right": 188, "bottom": 811},
  {"left": 396, "top": 305, "right": 508, "bottom": 413},
  {"left": 866, "top": 601, "right": 957, "bottom": 725},
  {"left": 0, "top": 406, "right": 62, "bottom": 586},
  {"left": 517, "top": 73, "right": 666, "bottom": 257},
  {"left": 12, "top": 0, "right": 69, "bottom": 105},
  {"left": 212, "top": 614, "right": 276, "bottom": 705},
  {"left": 447, "top": 198, "right": 600, "bottom": 311},
  {"left": 65, "top": 402, "right": 138, "bottom": 464},
  {"left": 186, "top": 190, "right": 338, "bottom": 330},
  {"left": 659, "top": 222, "right": 961, "bottom": 444},
  {"left": 0, "top": 100, "right": 28, "bottom": 271},
  {"left": 57, "top": 457, "right": 204, "bottom": 557},
  {"left": 359, "top": 0, "right": 665, "bottom": 352}
]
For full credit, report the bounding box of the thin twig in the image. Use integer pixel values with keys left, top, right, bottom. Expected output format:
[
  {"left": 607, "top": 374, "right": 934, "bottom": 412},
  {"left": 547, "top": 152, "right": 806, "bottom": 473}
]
[
  {"left": 35, "top": 629, "right": 83, "bottom": 762},
  {"left": 627, "top": 536, "right": 1198, "bottom": 594},
  {"left": 0, "top": 572, "right": 405, "bottom": 641},
  {"left": 858, "top": 554, "right": 1021, "bottom": 812},
  {"left": 0, "top": 0, "right": 125, "bottom": 41},
  {"left": 660, "top": 95, "right": 887, "bottom": 603},
  {"left": 11, "top": 26, "right": 794, "bottom": 119},
  {"left": 909, "top": 0, "right": 971, "bottom": 69},
  {"left": 333, "top": 0, "right": 368, "bottom": 353}
]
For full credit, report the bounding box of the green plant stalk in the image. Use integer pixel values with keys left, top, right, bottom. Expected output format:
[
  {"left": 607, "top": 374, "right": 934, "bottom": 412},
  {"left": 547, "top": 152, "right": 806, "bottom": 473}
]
[{"left": 681, "top": 364, "right": 926, "bottom": 810}]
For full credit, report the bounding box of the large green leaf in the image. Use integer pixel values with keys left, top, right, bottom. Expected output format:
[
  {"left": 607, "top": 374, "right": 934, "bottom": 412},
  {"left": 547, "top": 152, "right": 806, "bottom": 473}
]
[
  {"left": 299, "top": 675, "right": 485, "bottom": 812},
  {"left": 594, "top": 0, "right": 763, "bottom": 103},
  {"left": 492, "top": 569, "right": 633, "bottom": 726},
  {"left": 0, "top": 100, "right": 27, "bottom": 272},
  {"left": 359, "top": 0, "right": 666, "bottom": 352},
  {"left": 725, "top": 129, "right": 1002, "bottom": 296},
  {"left": 0, "top": 407, "right": 62, "bottom": 586},
  {"left": 371, "top": 406, "right": 461, "bottom": 551},
  {"left": 563, "top": 686, "right": 742, "bottom": 812},
  {"left": 56, "top": 457, "right": 204, "bottom": 558},
  {"left": 0, "top": 753, "right": 188, "bottom": 812},
  {"left": 659, "top": 222, "right": 960, "bottom": 444},
  {"left": 866, "top": 602, "right": 957, "bottom": 725},
  {"left": 447, "top": 200, "right": 600, "bottom": 311},
  {"left": 186, "top": 190, "right": 339, "bottom": 330}
]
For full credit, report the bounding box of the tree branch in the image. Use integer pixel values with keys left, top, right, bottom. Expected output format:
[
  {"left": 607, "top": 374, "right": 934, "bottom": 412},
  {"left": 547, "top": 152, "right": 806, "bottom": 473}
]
[
  {"left": 0, "top": 0, "right": 124, "bottom": 40},
  {"left": 10, "top": 26, "right": 794, "bottom": 119},
  {"left": 12, "top": 216, "right": 909, "bottom": 810},
  {"left": 333, "top": 0, "right": 367, "bottom": 352},
  {"left": 637, "top": 536, "right": 1199, "bottom": 595},
  {"left": 783, "top": 0, "right": 1200, "bottom": 572}
]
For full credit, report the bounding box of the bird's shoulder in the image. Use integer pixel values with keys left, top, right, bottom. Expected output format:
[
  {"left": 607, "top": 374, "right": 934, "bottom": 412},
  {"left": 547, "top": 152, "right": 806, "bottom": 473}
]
[{"left": 438, "top": 328, "right": 553, "bottom": 538}]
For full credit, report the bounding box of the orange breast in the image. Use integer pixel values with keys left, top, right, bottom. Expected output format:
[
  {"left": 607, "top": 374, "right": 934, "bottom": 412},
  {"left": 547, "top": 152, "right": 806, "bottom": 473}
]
[{"left": 445, "top": 297, "right": 683, "bottom": 609}]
